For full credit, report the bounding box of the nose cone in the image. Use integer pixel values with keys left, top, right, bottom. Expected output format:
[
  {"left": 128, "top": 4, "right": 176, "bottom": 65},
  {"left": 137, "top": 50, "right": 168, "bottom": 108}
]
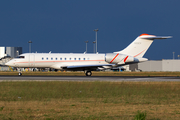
[
  {"left": 5, "top": 62, "right": 9, "bottom": 66},
  {"left": 5, "top": 61, "right": 12, "bottom": 66}
]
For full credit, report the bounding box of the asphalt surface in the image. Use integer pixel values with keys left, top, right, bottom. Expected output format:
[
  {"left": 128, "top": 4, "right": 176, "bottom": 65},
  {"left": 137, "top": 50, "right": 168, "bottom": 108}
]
[{"left": 0, "top": 76, "right": 180, "bottom": 82}]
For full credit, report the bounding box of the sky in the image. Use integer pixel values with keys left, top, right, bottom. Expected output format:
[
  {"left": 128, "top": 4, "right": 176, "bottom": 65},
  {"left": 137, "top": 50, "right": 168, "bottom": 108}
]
[{"left": 0, "top": 0, "right": 179, "bottom": 60}]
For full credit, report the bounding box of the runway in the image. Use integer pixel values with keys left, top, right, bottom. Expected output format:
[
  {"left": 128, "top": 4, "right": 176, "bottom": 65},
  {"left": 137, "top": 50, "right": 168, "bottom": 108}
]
[{"left": 0, "top": 76, "right": 180, "bottom": 82}]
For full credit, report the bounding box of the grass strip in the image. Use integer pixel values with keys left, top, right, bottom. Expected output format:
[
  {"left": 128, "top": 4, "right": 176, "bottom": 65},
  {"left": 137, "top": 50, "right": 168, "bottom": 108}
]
[{"left": 0, "top": 81, "right": 179, "bottom": 119}]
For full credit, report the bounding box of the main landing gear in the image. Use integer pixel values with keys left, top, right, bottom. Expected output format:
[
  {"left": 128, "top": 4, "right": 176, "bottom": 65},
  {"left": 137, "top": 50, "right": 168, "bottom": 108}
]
[
  {"left": 17, "top": 68, "right": 22, "bottom": 76},
  {"left": 85, "top": 71, "right": 92, "bottom": 76}
]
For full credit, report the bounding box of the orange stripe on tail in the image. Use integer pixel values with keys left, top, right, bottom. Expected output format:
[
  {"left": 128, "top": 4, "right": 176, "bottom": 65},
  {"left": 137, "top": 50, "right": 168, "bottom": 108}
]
[{"left": 134, "top": 49, "right": 146, "bottom": 57}]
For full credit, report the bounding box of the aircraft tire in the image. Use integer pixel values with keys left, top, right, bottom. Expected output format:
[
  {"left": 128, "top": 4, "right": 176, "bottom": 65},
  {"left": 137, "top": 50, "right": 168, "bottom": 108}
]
[
  {"left": 85, "top": 71, "right": 92, "bottom": 76},
  {"left": 18, "top": 72, "right": 22, "bottom": 76}
]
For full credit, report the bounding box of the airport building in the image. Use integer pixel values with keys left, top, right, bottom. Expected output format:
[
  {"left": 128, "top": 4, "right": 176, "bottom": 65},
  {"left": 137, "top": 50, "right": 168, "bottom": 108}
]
[
  {"left": 138, "top": 60, "right": 180, "bottom": 72},
  {"left": 0, "top": 47, "right": 22, "bottom": 69},
  {"left": 0, "top": 47, "right": 5, "bottom": 59},
  {"left": 0, "top": 47, "right": 22, "bottom": 59},
  {"left": 6, "top": 47, "right": 22, "bottom": 58}
]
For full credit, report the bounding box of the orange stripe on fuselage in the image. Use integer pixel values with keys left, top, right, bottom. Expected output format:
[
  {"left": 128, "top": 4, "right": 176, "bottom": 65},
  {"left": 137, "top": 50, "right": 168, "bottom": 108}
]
[{"left": 16, "top": 60, "right": 105, "bottom": 64}]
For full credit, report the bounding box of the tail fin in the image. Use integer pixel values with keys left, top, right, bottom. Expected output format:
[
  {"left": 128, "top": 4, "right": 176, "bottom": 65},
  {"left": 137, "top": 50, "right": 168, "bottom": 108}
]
[{"left": 114, "top": 33, "right": 172, "bottom": 57}]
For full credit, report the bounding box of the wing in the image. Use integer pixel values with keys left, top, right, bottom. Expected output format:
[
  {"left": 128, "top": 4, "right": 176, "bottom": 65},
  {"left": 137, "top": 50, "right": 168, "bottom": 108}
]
[{"left": 61, "top": 64, "right": 115, "bottom": 71}]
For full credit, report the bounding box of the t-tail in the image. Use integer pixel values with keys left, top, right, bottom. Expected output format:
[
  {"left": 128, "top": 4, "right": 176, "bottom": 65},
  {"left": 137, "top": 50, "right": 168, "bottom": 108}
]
[{"left": 114, "top": 33, "right": 172, "bottom": 57}]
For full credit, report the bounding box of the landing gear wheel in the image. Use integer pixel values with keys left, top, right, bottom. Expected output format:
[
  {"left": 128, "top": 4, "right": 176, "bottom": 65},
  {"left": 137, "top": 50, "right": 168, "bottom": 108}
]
[
  {"left": 85, "top": 71, "right": 92, "bottom": 76},
  {"left": 18, "top": 72, "right": 22, "bottom": 76}
]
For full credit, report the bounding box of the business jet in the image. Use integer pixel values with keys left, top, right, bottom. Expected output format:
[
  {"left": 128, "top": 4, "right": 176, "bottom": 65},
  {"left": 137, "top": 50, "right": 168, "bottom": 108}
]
[{"left": 5, "top": 34, "right": 171, "bottom": 76}]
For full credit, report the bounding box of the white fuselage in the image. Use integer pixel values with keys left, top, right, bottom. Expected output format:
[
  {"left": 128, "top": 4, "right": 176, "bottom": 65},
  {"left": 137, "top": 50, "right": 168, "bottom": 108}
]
[{"left": 7, "top": 53, "right": 109, "bottom": 69}]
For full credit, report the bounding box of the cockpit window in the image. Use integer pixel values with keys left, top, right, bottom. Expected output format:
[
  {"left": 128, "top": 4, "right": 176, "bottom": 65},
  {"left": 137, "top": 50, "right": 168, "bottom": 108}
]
[{"left": 16, "top": 56, "right": 25, "bottom": 58}]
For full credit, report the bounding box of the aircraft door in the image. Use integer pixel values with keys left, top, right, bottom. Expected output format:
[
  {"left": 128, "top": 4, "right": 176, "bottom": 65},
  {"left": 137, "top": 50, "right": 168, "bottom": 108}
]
[{"left": 29, "top": 54, "right": 35, "bottom": 67}]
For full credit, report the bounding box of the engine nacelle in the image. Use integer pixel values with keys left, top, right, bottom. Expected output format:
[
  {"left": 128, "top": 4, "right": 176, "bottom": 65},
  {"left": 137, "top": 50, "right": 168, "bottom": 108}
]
[{"left": 105, "top": 53, "right": 135, "bottom": 64}]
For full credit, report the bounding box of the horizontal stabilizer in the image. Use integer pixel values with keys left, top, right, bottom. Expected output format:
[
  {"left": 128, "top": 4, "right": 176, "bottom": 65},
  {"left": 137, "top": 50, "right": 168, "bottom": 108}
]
[{"left": 140, "top": 35, "right": 172, "bottom": 40}]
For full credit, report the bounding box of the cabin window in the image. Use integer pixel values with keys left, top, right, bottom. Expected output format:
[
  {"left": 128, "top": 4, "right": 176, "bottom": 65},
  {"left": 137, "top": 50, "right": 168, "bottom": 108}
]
[
  {"left": 69, "top": 58, "right": 71, "bottom": 60},
  {"left": 79, "top": 58, "right": 81, "bottom": 60},
  {"left": 46, "top": 57, "right": 48, "bottom": 60},
  {"left": 83, "top": 58, "right": 85, "bottom": 60},
  {"left": 56, "top": 58, "right": 57, "bottom": 60},
  {"left": 74, "top": 58, "right": 76, "bottom": 60},
  {"left": 64, "top": 58, "right": 66, "bottom": 60},
  {"left": 16, "top": 56, "right": 25, "bottom": 58},
  {"left": 60, "top": 58, "right": 62, "bottom": 60},
  {"left": 51, "top": 58, "right": 53, "bottom": 60},
  {"left": 42, "top": 57, "right": 44, "bottom": 60}
]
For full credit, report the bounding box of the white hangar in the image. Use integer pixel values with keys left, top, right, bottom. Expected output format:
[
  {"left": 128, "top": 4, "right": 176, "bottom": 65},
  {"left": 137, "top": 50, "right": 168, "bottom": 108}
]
[{"left": 138, "top": 60, "right": 180, "bottom": 72}]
